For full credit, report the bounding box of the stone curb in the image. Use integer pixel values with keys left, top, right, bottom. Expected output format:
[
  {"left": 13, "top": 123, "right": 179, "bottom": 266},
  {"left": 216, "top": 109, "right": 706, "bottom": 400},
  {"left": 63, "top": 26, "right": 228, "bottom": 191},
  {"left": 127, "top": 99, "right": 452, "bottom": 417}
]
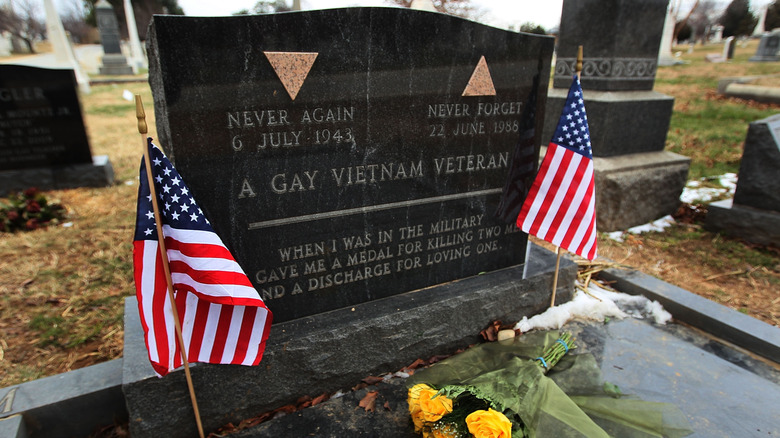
[
  {"left": 0, "top": 359, "right": 127, "bottom": 438},
  {"left": 599, "top": 267, "right": 780, "bottom": 364}
]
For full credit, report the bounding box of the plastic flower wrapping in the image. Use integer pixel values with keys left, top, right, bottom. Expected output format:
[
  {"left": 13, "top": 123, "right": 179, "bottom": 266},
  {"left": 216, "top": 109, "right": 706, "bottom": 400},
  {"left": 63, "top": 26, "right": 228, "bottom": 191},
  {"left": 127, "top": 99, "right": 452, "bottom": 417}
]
[{"left": 407, "top": 331, "right": 692, "bottom": 438}]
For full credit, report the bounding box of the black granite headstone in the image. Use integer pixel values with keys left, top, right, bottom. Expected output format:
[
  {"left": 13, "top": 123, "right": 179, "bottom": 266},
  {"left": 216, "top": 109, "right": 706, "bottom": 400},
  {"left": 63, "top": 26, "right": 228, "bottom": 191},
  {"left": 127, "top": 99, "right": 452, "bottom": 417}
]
[
  {"left": 149, "top": 9, "right": 553, "bottom": 322},
  {"left": 750, "top": 30, "right": 780, "bottom": 62},
  {"left": 96, "top": 0, "right": 122, "bottom": 55},
  {"left": 96, "top": 0, "right": 133, "bottom": 75},
  {"left": 733, "top": 113, "right": 780, "bottom": 212},
  {"left": 0, "top": 65, "right": 92, "bottom": 170},
  {"left": 706, "top": 114, "right": 780, "bottom": 246},
  {"left": 553, "top": 0, "right": 669, "bottom": 91}
]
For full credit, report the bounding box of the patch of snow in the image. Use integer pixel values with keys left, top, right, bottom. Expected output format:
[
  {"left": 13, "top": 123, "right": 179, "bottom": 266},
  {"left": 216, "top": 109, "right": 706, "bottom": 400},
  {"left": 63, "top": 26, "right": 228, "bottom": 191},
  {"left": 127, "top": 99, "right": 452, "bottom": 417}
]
[
  {"left": 605, "top": 215, "right": 675, "bottom": 242},
  {"left": 680, "top": 173, "right": 738, "bottom": 203},
  {"left": 719, "top": 173, "right": 737, "bottom": 193},
  {"left": 513, "top": 281, "right": 671, "bottom": 332},
  {"left": 606, "top": 231, "right": 625, "bottom": 242}
]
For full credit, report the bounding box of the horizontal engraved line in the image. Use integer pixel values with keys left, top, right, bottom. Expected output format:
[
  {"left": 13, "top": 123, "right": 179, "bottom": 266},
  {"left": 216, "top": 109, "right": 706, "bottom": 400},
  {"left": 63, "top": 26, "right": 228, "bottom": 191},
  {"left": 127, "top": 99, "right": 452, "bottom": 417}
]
[
  {"left": 247, "top": 188, "right": 503, "bottom": 230},
  {"left": 554, "top": 75, "right": 654, "bottom": 81}
]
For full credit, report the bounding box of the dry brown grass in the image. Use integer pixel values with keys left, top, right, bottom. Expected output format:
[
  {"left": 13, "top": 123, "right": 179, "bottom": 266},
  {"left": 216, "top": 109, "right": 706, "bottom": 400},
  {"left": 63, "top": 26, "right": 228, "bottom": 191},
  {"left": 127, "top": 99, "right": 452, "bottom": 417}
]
[{"left": 0, "top": 81, "right": 157, "bottom": 387}]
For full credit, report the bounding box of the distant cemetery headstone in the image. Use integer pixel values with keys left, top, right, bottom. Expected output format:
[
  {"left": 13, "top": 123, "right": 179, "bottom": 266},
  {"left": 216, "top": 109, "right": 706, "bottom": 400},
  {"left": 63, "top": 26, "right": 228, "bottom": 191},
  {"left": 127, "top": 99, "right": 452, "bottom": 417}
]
[
  {"left": 733, "top": 114, "right": 780, "bottom": 212},
  {"left": 0, "top": 65, "right": 113, "bottom": 193},
  {"left": 750, "top": 30, "right": 780, "bottom": 62},
  {"left": 706, "top": 36, "right": 736, "bottom": 63},
  {"left": 96, "top": 0, "right": 132, "bottom": 75},
  {"left": 0, "top": 65, "right": 90, "bottom": 170},
  {"left": 706, "top": 113, "right": 780, "bottom": 246},
  {"left": 149, "top": 9, "right": 552, "bottom": 323}
]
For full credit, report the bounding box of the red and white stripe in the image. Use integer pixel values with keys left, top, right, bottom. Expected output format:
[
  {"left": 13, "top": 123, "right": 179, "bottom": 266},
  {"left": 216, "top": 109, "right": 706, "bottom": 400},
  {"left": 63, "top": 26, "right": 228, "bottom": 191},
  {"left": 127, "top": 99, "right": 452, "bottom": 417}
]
[
  {"left": 517, "top": 142, "right": 597, "bottom": 260},
  {"left": 133, "top": 229, "right": 272, "bottom": 376}
]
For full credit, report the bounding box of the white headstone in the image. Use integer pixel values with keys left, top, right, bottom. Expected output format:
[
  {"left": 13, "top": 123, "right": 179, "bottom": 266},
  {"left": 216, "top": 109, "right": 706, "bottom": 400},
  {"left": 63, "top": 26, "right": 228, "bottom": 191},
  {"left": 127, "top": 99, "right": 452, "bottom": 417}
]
[
  {"left": 410, "top": 0, "right": 436, "bottom": 12},
  {"left": 753, "top": 5, "right": 768, "bottom": 37},
  {"left": 712, "top": 25, "right": 724, "bottom": 42},
  {"left": 123, "top": 0, "right": 147, "bottom": 71},
  {"left": 723, "top": 36, "right": 735, "bottom": 59},
  {"left": 658, "top": 2, "right": 677, "bottom": 66},
  {"left": 43, "top": 0, "right": 90, "bottom": 93}
]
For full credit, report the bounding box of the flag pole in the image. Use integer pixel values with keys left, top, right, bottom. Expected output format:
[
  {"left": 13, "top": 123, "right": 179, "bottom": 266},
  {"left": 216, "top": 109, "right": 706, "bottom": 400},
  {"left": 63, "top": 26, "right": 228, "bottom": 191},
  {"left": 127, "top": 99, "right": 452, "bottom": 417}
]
[
  {"left": 136, "top": 95, "right": 206, "bottom": 438},
  {"left": 549, "top": 45, "right": 584, "bottom": 308}
]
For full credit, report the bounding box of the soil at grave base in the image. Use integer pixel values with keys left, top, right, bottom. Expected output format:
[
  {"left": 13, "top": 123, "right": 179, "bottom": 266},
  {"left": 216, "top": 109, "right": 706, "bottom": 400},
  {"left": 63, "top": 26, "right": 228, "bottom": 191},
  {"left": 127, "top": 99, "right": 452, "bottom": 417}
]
[{"left": 530, "top": 230, "right": 780, "bottom": 328}]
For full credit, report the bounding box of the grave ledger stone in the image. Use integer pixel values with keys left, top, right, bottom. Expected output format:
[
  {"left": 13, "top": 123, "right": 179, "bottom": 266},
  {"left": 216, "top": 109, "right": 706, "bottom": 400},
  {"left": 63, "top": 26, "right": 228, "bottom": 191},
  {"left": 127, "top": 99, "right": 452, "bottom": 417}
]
[
  {"left": 545, "top": 0, "right": 690, "bottom": 231},
  {"left": 0, "top": 65, "right": 113, "bottom": 193},
  {"left": 124, "top": 8, "right": 574, "bottom": 438},
  {"left": 706, "top": 113, "right": 780, "bottom": 246}
]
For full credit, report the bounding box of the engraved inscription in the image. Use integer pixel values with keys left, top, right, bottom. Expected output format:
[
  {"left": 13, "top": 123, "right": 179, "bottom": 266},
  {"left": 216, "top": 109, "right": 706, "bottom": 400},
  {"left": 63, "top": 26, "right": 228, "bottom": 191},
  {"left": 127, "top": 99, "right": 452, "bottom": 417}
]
[
  {"left": 228, "top": 106, "right": 356, "bottom": 152},
  {"left": 251, "top": 214, "right": 523, "bottom": 300},
  {"left": 427, "top": 101, "right": 522, "bottom": 139}
]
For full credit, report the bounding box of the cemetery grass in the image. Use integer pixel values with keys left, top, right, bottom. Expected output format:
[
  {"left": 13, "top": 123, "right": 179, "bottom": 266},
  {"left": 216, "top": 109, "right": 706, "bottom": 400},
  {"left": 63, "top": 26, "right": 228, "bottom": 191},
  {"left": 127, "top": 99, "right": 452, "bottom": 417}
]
[{"left": 1, "top": 40, "right": 779, "bottom": 388}]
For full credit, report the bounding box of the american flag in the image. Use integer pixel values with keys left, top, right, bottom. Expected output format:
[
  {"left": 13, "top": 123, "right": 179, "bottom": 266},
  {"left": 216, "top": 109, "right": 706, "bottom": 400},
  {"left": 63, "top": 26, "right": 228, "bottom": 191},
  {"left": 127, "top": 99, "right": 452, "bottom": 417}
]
[
  {"left": 516, "top": 76, "right": 597, "bottom": 260},
  {"left": 133, "top": 139, "right": 272, "bottom": 376}
]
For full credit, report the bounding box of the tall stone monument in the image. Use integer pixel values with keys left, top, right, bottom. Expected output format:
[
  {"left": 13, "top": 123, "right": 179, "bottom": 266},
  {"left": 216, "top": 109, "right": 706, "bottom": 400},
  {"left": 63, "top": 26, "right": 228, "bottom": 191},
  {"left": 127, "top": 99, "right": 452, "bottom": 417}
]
[
  {"left": 96, "top": 0, "right": 133, "bottom": 75},
  {"left": 546, "top": 0, "right": 690, "bottom": 231},
  {"left": 705, "top": 114, "right": 780, "bottom": 246},
  {"left": 125, "top": 8, "right": 573, "bottom": 438}
]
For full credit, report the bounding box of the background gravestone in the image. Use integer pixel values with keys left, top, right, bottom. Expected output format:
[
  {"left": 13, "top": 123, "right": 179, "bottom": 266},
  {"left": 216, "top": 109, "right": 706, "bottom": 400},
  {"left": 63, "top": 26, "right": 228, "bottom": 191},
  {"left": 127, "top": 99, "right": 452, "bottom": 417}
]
[
  {"left": 96, "top": 0, "right": 132, "bottom": 75},
  {"left": 123, "top": 9, "right": 575, "bottom": 438},
  {"left": 706, "top": 113, "right": 780, "bottom": 246},
  {"left": 750, "top": 30, "right": 780, "bottom": 62},
  {"left": 544, "top": 0, "right": 690, "bottom": 231},
  {"left": 0, "top": 65, "right": 113, "bottom": 193}
]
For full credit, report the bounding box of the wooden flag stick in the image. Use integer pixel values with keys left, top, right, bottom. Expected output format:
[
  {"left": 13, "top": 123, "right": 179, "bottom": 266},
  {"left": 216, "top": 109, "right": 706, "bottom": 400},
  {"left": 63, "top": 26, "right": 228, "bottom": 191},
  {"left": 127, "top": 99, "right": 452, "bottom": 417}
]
[
  {"left": 136, "top": 95, "right": 206, "bottom": 438},
  {"left": 550, "top": 45, "right": 584, "bottom": 308}
]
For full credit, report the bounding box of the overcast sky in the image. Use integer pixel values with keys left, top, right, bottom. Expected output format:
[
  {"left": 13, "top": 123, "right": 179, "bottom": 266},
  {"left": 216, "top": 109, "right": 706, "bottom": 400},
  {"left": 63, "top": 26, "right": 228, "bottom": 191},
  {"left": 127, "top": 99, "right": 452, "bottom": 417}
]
[
  {"left": 41, "top": 0, "right": 775, "bottom": 32},
  {"left": 174, "top": 0, "right": 776, "bottom": 31}
]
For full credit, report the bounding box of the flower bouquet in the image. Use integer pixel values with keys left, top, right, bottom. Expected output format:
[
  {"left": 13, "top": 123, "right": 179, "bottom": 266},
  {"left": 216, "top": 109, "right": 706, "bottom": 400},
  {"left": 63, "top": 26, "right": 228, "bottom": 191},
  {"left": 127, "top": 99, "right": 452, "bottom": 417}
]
[
  {"left": 0, "top": 187, "right": 66, "bottom": 232},
  {"left": 407, "top": 331, "right": 692, "bottom": 438}
]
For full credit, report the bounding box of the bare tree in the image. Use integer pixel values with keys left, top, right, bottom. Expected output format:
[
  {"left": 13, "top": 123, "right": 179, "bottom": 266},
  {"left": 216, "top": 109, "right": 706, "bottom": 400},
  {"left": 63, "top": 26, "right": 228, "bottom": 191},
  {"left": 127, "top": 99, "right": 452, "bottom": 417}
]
[
  {"left": 673, "top": 0, "right": 701, "bottom": 42},
  {"left": 0, "top": 0, "right": 46, "bottom": 53},
  {"left": 59, "top": 0, "right": 91, "bottom": 44},
  {"left": 687, "top": 0, "right": 721, "bottom": 43},
  {"left": 384, "top": 0, "right": 484, "bottom": 21}
]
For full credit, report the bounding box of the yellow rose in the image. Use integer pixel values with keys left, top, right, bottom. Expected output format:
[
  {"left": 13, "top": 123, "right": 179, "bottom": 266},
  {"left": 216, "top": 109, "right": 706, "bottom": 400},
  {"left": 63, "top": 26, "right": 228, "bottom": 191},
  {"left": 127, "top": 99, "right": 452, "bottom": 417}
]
[
  {"left": 410, "top": 407, "right": 426, "bottom": 432},
  {"left": 418, "top": 388, "right": 453, "bottom": 422},
  {"left": 465, "top": 408, "right": 512, "bottom": 438},
  {"left": 409, "top": 384, "right": 432, "bottom": 432},
  {"left": 408, "top": 383, "right": 430, "bottom": 412}
]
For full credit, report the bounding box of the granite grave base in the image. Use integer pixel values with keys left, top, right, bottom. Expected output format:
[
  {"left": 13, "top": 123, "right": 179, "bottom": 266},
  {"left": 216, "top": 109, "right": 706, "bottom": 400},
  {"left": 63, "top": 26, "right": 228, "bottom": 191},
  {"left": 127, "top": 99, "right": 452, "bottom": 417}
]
[
  {"left": 98, "top": 54, "right": 133, "bottom": 76},
  {"left": 704, "top": 199, "right": 780, "bottom": 247},
  {"left": 588, "top": 151, "right": 690, "bottom": 232},
  {"left": 122, "top": 244, "right": 576, "bottom": 438},
  {"left": 0, "top": 155, "right": 114, "bottom": 195},
  {"left": 0, "top": 359, "right": 126, "bottom": 438},
  {"left": 542, "top": 88, "right": 675, "bottom": 157}
]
